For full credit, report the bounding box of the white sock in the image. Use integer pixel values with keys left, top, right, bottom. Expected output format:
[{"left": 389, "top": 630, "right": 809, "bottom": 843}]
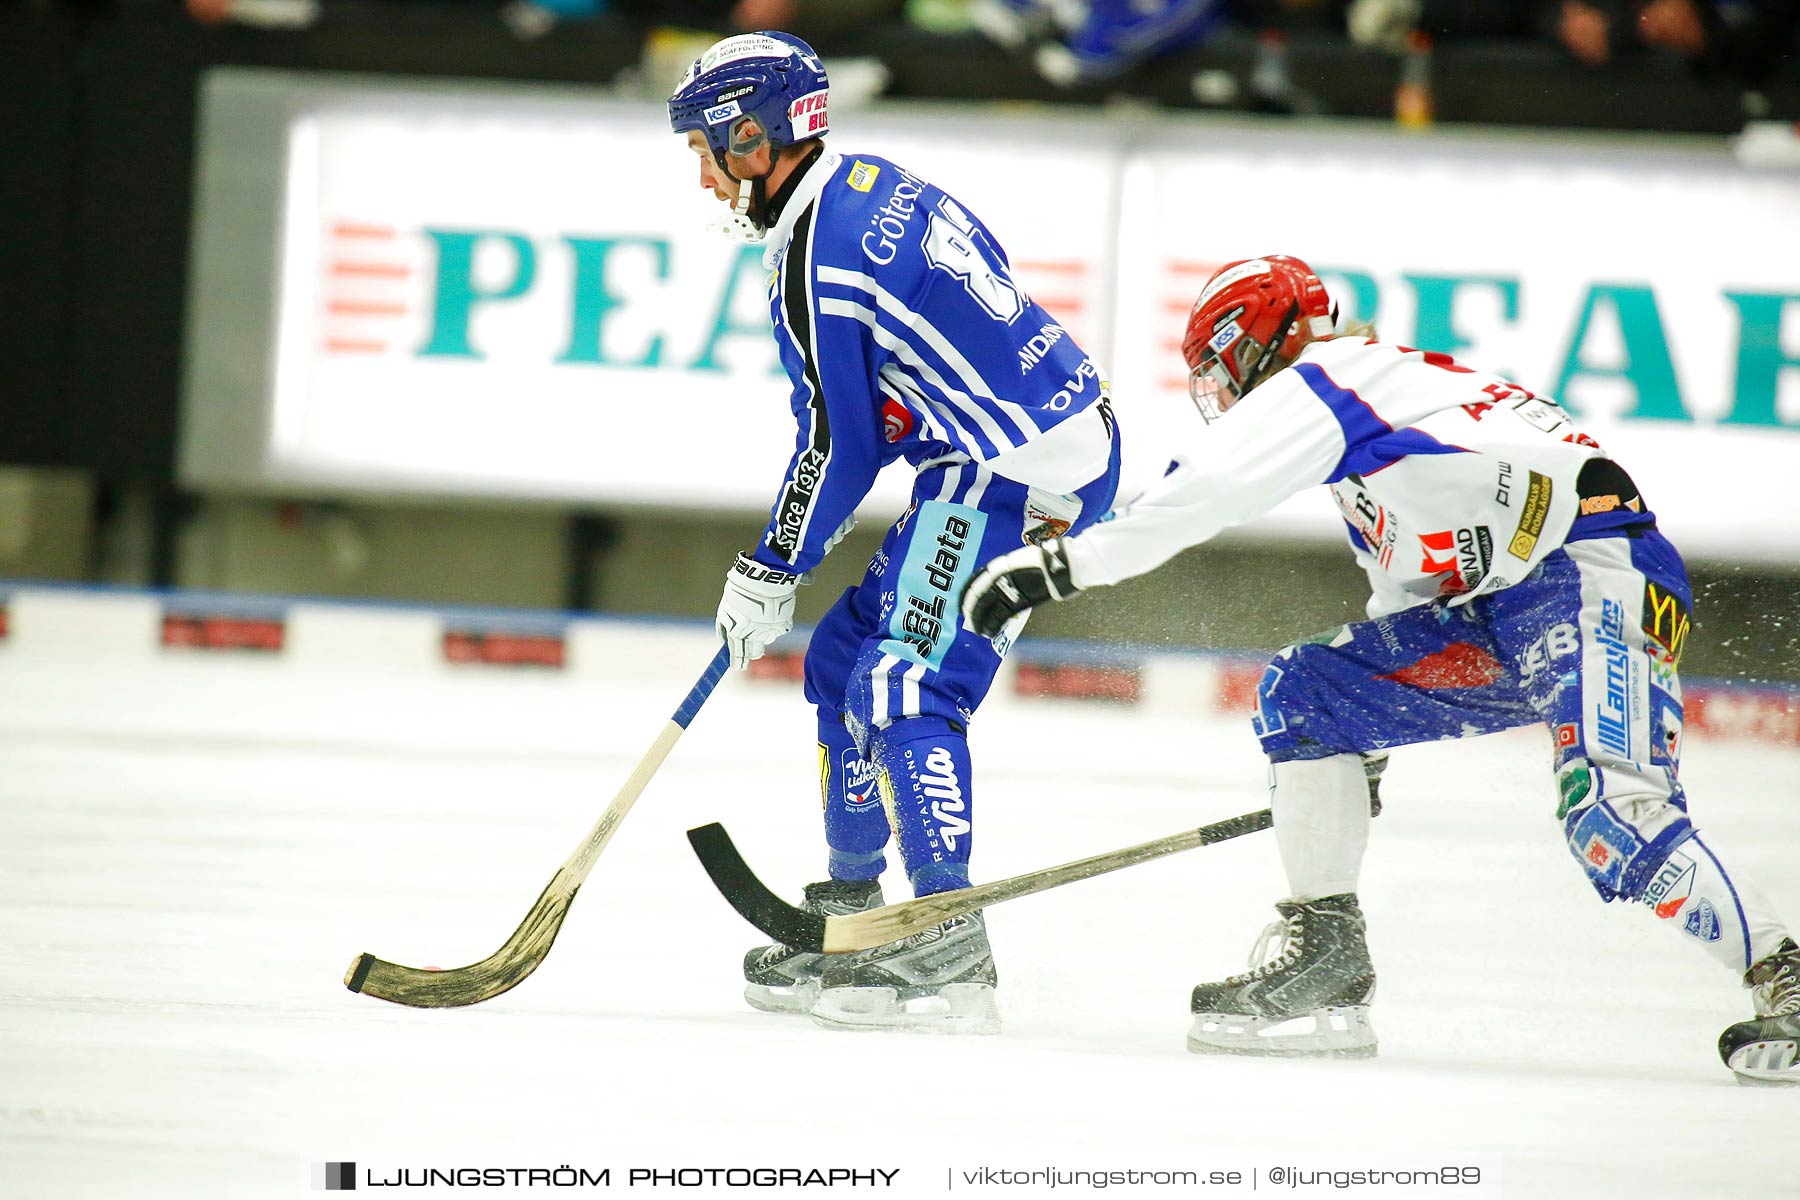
[
  {"left": 1273, "top": 754, "right": 1371, "bottom": 902},
  {"left": 1654, "top": 829, "right": 1791, "bottom": 977}
]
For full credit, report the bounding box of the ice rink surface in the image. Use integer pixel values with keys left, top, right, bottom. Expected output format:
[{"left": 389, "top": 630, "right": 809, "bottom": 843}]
[{"left": 4, "top": 642, "right": 1798, "bottom": 1200}]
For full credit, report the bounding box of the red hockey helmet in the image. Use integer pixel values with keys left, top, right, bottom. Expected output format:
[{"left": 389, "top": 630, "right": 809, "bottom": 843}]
[{"left": 1181, "top": 256, "right": 1335, "bottom": 421}]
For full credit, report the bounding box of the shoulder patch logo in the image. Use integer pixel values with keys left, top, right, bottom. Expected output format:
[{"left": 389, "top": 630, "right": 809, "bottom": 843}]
[{"left": 848, "top": 160, "right": 881, "bottom": 193}]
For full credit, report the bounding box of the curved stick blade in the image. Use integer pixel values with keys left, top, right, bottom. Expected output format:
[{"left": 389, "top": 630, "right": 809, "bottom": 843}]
[
  {"left": 341, "top": 650, "right": 731, "bottom": 1009},
  {"left": 345, "top": 879, "right": 576, "bottom": 1008},
  {"left": 686, "top": 823, "right": 826, "bottom": 953}
]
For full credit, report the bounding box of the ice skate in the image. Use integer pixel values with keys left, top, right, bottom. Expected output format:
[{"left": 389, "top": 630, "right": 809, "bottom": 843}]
[
  {"left": 742, "top": 879, "right": 883, "bottom": 1014},
  {"left": 1188, "top": 893, "right": 1377, "bottom": 1058},
  {"left": 811, "top": 910, "right": 1000, "bottom": 1035},
  {"left": 1719, "top": 937, "right": 1800, "bottom": 1086}
]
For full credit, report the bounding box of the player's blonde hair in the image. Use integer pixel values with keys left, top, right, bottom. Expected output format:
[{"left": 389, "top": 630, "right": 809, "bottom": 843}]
[{"left": 1267, "top": 319, "right": 1377, "bottom": 378}]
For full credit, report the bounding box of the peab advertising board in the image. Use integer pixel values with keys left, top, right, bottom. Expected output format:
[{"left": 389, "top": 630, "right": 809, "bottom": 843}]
[{"left": 183, "top": 72, "right": 1800, "bottom": 561}]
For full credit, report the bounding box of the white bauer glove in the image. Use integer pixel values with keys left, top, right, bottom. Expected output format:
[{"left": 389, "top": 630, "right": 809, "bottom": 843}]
[
  {"left": 960, "top": 538, "right": 1080, "bottom": 639},
  {"left": 717, "top": 553, "right": 802, "bottom": 671}
]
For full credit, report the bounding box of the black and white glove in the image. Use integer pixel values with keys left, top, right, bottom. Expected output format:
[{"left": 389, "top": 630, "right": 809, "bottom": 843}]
[
  {"left": 960, "top": 538, "right": 1079, "bottom": 639},
  {"left": 717, "top": 553, "right": 801, "bottom": 671}
]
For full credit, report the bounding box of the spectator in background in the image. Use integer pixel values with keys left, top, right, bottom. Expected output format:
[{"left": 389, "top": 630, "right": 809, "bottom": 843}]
[
  {"left": 1550, "top": 0, "right": 1621, "bottom": 64},
  {"left": 728, "top": 0, "right": 901, "bottom": 33},
  {"left": 611, "top": 0, "right": 904, "bottom": 41},
  {"left": 1548, "top": 0, "right": 1797, "bottom": 85},
  {"left": 1634, "top": 0, "right": 1797, "bottom": 84},
  {"left": 1048, "top": 0, "right": 1237, "bottom": 83},
  {"left": 1347, "top": 0, "right": 1537, "bottom": 48},
  {"left": 1255, "top": 0, "right": 1350, "bottom": 34},
  {"left": 186, "top": 0, "right": 319, "bottom": 30},
  {"left": 975, "top": 0, "right": 1241, "bottom": 86},
  {"left": 1348, "top": 0, "right": 1795, "bottom": 91}
]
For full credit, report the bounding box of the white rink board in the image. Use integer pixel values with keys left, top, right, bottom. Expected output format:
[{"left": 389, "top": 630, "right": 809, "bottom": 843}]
[
  {"left": 184, "top": 72, "right": 1800, "bottom": 563},
  {"left": 192, "top": 77, "right": 1116, "bottom": 522},
  {"left": 3, "top": 591, "right": 1800, "bottom": 1199},
  {"left": 1112, "top": 131, "right": 1800, "bottom": 561}
]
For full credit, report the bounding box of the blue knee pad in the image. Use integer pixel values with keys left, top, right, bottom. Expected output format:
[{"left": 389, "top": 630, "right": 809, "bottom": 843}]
[
  {"left": 868, "top": 715, "right": 973, "bottom": 898},
  {"left": 818, "top": 712, "right": 890, "bottom": 882},
  {"left": 1250, "top": 653, "right": 1296, "bottom": 744},
  {"left": 1562, "top": 790, "right": 1696, "bottom": 904},
  {"left": 1253, "top": 645, "right": 1355, "bottom": 761}
]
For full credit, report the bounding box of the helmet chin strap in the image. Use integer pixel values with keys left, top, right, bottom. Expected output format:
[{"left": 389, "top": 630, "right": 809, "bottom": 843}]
[
  {"left": 709, "top": 172, "right": 769, "bottom": 244},
  {"left": 709, "top": 122, "right": 775, "bottom": 244}
]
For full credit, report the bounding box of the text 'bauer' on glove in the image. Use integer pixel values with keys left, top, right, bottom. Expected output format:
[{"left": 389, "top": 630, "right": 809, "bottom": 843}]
[
  {"left": 717, "top": 553, "right": 802, "bottom": 671},
  {"left": 960, "top": 538, "right": 1079, "bottom": 639}
]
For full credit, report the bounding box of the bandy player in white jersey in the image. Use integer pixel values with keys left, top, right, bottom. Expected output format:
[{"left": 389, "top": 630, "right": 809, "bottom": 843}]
[{"left": 962, "top": 255, "right": 1799, "bottom": 1084}]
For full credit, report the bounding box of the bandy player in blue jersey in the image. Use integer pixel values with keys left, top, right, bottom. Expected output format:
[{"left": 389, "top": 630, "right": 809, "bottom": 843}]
[
  {"left": 963, "top": 256, "right": 1798, "bottom": 1083},
  {"left": 669, "top": 33, "right": 1123, "bottom": 1033}
]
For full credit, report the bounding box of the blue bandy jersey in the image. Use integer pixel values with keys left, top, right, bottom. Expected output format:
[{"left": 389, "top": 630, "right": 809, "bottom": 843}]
[{"left": 752, "top": 150, "right": 1113, "bottom": 575}]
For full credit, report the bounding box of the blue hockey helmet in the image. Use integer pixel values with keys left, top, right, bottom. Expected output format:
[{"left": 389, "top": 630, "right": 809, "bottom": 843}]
[{"left": 668, "top": 32, "right": 830, "bottom": 168}]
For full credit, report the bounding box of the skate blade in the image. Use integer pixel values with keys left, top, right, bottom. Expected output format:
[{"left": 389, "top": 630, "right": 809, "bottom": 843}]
[
  {"left": 1727, "top": 1038, "right": 1799, "bottom": 1086},
  {"left": 1187, "top": 1006, "right": 1377, "bottom": 1059},
  {"left": 744, "top": 980, "right": 819, "bottom": 1015},
  {"left": 810, "top": 982, "right": 1000, "bottom": 1036}
]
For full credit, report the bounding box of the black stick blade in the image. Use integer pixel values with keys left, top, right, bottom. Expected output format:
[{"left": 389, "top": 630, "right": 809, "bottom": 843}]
[{"left": 687, "top": 823, "right": 826, "bottom": 952}]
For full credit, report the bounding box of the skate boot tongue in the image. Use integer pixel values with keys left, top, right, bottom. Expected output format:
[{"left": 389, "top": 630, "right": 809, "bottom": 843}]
[
  {"left": 1236, "top": 895, "right": 1360, "bottom": 983},
  {"left": 1747, "top": 938, "right": 1800, "bottom": 1018},
  {"left": 802, "top": 878, "right": 884, "bottom": 917},
  {"left": 1244, "top": 909, "right": 1304, "bottom": 976}
]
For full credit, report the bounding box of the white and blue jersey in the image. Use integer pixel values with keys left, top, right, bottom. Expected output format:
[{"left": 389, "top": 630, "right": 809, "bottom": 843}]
[
  {"left": 753, "top": 150, "right": 1115, "bottom": 576},
  {"left": 758, "top": 148, "right": 1120, "bottom": 897},
  {"left": 1052, "top": 333, "right": 1789, "bottom": 976},
  {"left": 1062, "top": 336, "right": 1631, "bottom": 600}
]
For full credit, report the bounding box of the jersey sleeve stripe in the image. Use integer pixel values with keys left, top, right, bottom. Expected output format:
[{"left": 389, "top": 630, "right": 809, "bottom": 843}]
[
  {"left": 767, "top": 205, "right": 832, "bottom": 565},
  {"left": 818, "top": 296, "right": 1000, "bottom": 458},
  {"left": 1296, "top": 360, "right": 1468, "bottom": 483},
  {"left": 817, "top": 273, "right": 1023, "bottom": 450},
  {"left": 815, "top": 265, "right": 1036, "bottom": 451},
  {"left": 1397, "top": 346, "right": 1478, "bottom": 374},
  {"left": 1295, "top": 361, "right": 1393, "bottom": 445},
  {"left": 1343, "top": 429, "right": 1467, "bottom": 479},
  {"left": 879, "top": 368, "right": 959, "bottom": 449}
]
